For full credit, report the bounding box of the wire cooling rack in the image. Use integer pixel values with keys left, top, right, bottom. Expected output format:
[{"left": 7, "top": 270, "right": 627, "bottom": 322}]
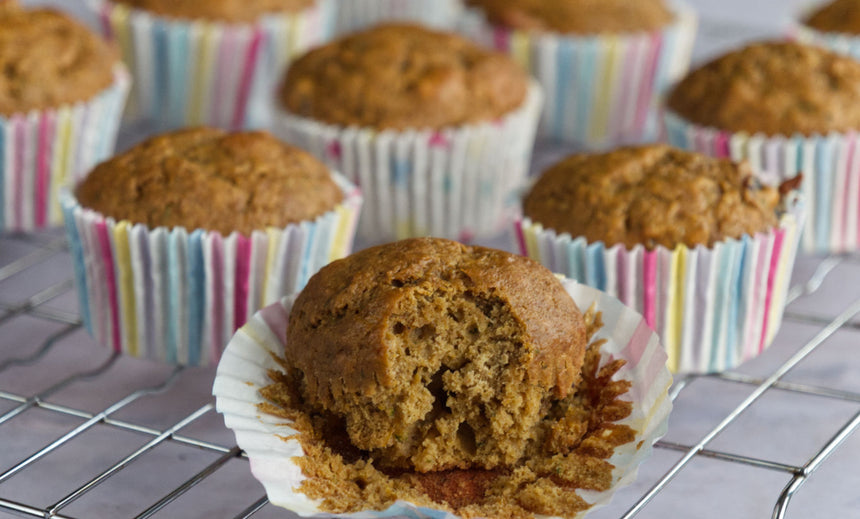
[{"left": 2, "top": 230, "right": 860, "bottom": 519}]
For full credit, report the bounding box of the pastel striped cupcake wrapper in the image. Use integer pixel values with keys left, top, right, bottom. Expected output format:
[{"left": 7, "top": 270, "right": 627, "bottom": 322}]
[
  {"left": 87, "top": 0, "right": 325, "bottom": 130},
  {"left": 273, "top": 81, "right": 542, "bottom": 243},
  {"left": 789, "top": 12, "right": 860, "bottom": 61},
  {"left": 213, "top": 280, "right": 673, "bottom": 518},
  {"left": 324, "top": 0, "right": 462, "bottom": 37},
  {"left": 665, "top": 111, "right": 859, "bottom": 254},
  {"left": 459, "top": 4, "right": 696, "bottom": 149},
  {"left": 515, "top": 198, "right": 804, "bottom": 374},
  {"left": 61, "top": 175, "right": 362, "bottom": 367},
  {"left": 1, "top": 66, "right": 130, "bottom": 232}
]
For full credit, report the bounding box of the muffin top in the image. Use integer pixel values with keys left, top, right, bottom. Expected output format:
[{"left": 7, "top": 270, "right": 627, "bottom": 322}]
[
  {"left": 112, "top": 0, "right": 313, "bottom": 22},
  {"left": 666, "top": 41, "right": 860, "bottom": 136},
  {"left": 0, "top": 4, "right": 116, "bottom": 115},
  {"left": 278, "top": 24, "right": 529, "bottom": 131},
  {"left": 76, "top": 127, "right": 343, "bottom": 236},
  {"left": 523, "top": 145, "right": 782, "bottom": 250},
  {"left": 466, "top": 0, "right": 673, "bottom": 34},
  {"left": 806, "top": 0, "right": 860, "bottom": 34},
  {"left": 285, "top": 237, "right": 586, "bottom": 471}
]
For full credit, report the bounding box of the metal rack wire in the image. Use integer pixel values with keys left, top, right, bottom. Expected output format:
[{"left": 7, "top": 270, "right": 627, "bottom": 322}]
[{"left": 2, "top": 232, "right": 859, "bottom": 519}]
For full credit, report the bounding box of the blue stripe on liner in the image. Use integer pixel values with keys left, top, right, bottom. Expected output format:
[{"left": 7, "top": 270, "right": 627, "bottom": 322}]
[
  {"left": 166, "top": 230, "right": 181, "bottom": 364},
  {"left": 726, "top": 237, "right": 749, "bottom": 369},
  {"left": 312, "top": 213, "right": 335, "bottom": 275},
  {"left": 0, "top": 120, "right": 5, "bottom": 231},
  {"left": 584, "top": 241, "right": 607, "bottom": 291},
  {"left": 575, "top": 40, "right": 598, "bottom": 145},
  {"left": 299, "top": 221, "right": 318, "bottom": 289},
  {"left": 62, "top": 198, "right": 92, "bottom": 335},
  {"left": 166, "top": 22, "right": 190, "bottom": 129},
  {"left": 709, "top": 243, "right": 735, "bottom": 371},
  {"left": 665, "top": 114, "right": 688, "bottom": 150},
  {"left": 553, "top": 39, "right": 574, "bottom": 139},
  {"left": 153, "top": 20, "right": 169, "bottom": 124},
  {"left": 814, "top": 138, "right": 835, "bottom": 251},
  {"left": 566, "top": 237, "right": 587, "bottom": 283},
  {"left": 187, "top": 229, "right": 205, "bottom": 366}
]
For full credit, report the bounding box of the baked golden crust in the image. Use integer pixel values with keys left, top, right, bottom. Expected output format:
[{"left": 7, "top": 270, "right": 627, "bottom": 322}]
[
  {"left": 666, "top": 41, "right": 860, "bottom": 136},
  {"left": 278, "top": 24, "right": 529, "bottom": 131},
  {"left": 76, "top": 127, "right": 343, "bottom": 236},
  {"left": 523, "top": 145, "right": 781, "bottom": 250},
  {"left": 0, "top": 5, "right": 116, "bottom": 115},
  {"left": 806, "top": 0, "right": 860, "bottom": 34},
  {"left": 466, "top": 0, "right": 673, "bottom": 34},
  {"left": 112, "top": 0, "right": 313, "bottom": 22},
  {"left": 285, "top": 237, "right": 587, "bottom": 472}
]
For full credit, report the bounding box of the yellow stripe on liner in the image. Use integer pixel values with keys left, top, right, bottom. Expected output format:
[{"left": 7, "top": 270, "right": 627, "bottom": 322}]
[
  {"left": 665, "top": 246, "right": 686, "bottom": 373},
  {"left": 114, "top": 221, "right": 138, "bottom": 357},
  {"left": 590, "top": 36, "right": 619, "bottom": 144},
  {"left": 189, "top": 24, "right": 215, "bottom": 125},
  {"left": 263, "top": 228, "right": 281, "bottom": 308},
  {"left": 331, "top": 206, "right": 350, "bottom": 262},
  {"left": 511, "top": 31, "right": 531, "bottom": 71},
  {"left": 524, "top": 221, "right": 542, "bottom": 261}
]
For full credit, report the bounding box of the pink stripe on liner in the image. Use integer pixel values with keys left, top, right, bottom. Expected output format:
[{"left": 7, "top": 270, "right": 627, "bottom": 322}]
[
  {"left": 843, "top": 137, "right": 856, "bottom": 247},
  {"left": 632, "top": 33, "right": 663, "bottom": 135},
  {"left": 99, "top": 3, "right": 113, "bottom": 40},
  {"left": 211, "top": 234, "right": 225, "bottom": 363},
  {"left": 620, "top": 318, "right": 654, "bottom": 366},
  {"left": 746, "top": 238, "right": 768, "bottom": 353},
  {"left": 493, "top": 26, "right": 511, "bottom": 53},
  {"left": 513, "top": 220, "right": 528, "bottom": 255},
  {"left": 759, "top": 229, "right": 786, "bottom": 352},
  {"left": 95, "top": 219, "right": 122, "bottom": 352},
  {"left": 642, "top": 250, "right": 658, "bottom": 330},
  {"left": 35, "top": 112, "right": 52, "bottom": 227},
  {"left": 714, "top": 131, "right": 730, "bottom": 158},
  {"left": 234, "top": 234, "right": 252, "bottom": 331},
  {"left": 232, "top": 29, "right": 263, "bottom": 130},
  {"left": 612, "top": 42, "right": 638, "bottom": 139},
  {"left": 13, "top": 117, "right": 25, "bottom": 229}
]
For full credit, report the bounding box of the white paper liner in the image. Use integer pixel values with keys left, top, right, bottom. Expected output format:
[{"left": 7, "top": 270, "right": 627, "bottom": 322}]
[
  {"left": 323, "top": 0, "right": 463, "bottom": 37},
  {"left": 213, "top": 279, "right": 673, "bottom": 518},
  {"left": 515, "top": 195, "right": 804, "bottom": 374},
  {"left": 86, "top": 0, "right": 325, "bottom": 130},
  {"left": 61, "top": 174, "right": 362, "bottom": 367},
  {"left": 273, "top": 81, "right": 542, "bottom": 243},
  {"left": 665, "top": 109, "right": 857, "bottom": 254},
  {"left": 0, "top": 65, "right": 130, "bottom": 232},
  {"left": 458, "top": 3, "right": 697, "bottom": 149}
]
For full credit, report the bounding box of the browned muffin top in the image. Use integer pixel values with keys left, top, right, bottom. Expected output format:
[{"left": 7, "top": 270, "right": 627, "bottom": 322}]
[
  {"left": 524, "top": 145, "right": 782, "bottom": 250},
  {"left": 279, "top": 24, "right": 529, "bottom": 130},
  {"left": 76, "top": 127, "right": 343, "bottom": 236},
  {"left": 0, "top": 5, "right": 116, "bottom": 115},
  {"left": 467, "top": 0, "right": 673, "bottom": 34},
  {"left": 806, "top": 0, "right": 860, "bottom": 34},
  {"left": 667, "top": 41, "right": 860, "bottom": 136},
  {"left": 285, "top": 237, "right": 586, "bottom": 472},
  {"left": 112, "top": 0, "right": 313, "bottom": 22}
]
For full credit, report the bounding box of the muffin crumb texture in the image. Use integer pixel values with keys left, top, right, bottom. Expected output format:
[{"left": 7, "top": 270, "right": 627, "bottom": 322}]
[
  {"left": 259, "top": 238, "right": 634, "bottom": 517},
  {"left": 0, "top": 4, "right": 116, "bottom": 115},
  {"left": 75, "top": 127, "right": 343, "bottom": 236},
  {"left": 466, "top": 0, "right": 673, "bottom": 34},
  {"left": 806, "top": 0, "right": 860, "bottom": 34},
  {"left": 112, "top": 0, "right": 313, "bottom": 22},
  {"left": 667, "top": 41, "right": 860, "bottom": 136},
  {"left": 523, "top": 145, "right": 782, "bottom": 250},
  {"left": 279, "top": 24, "right": 529, "bottom": 130}
]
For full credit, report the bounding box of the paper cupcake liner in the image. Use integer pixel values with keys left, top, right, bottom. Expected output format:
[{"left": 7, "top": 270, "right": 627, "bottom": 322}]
[
  {"left": 323, "top": 0, "right": 462, "bottom": 37},
  {"left": 665, "top": 110, "right": 858, "bottom": 254},
  {"left": 789, "top": 10, "right": 860, "bottom": 61},
  {"left": 273, "top": 82, "right": 542, "bottom": 243},
  {"left": 86, "top": 0, "right": 325, "bottom": 130},
  {"left": 0, "top": 65, "right": 130, "bottom": 232},
  {"left": 459, "top": 4, "right": 696, "bottom": 148},
  {"left": 515, "top": 197, "right": 804, "bottom": 374},
  {"left": 213, "top": 279, "right": 673, "bottom": 518},
  {"left": 60, "top": 174, "right": 361, "bottom": 367}
]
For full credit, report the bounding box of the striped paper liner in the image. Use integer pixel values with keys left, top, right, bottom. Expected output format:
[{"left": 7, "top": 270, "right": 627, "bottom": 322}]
[
  {"left": 213, "top": 279, "right": 673, "bottom": 518},
  {"left": 459, "top": 4, "right": 696, "bottom": 149},
  {"left": 0, "top": 65, "right": 130, "bottom": 232},
  {"left": 273, "top": 81, "right": 542, "bottom": 244},
  {"left": 789, "top": 7, "right": 860, "bottom": 61},
  {"left": 515, "top": 196, "right": 803, "bottom": 374},
  {"left": 665, "top": 110, "right": 857, "bottom": 254},
  {"left": 86, "top": 0, "right": 325, "bottom": 130},
  {"left": 325, "top": 0, "right": 462, "bottom": 37},
  {"left": 61, "top": 174, "right": 362, "bottom": 367}
]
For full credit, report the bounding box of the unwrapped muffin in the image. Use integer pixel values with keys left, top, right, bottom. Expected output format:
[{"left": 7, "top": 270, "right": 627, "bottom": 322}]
[
  {"left": 63, "top": 127, "right": 362, "bottom": 366},
  {"left": 460, "top": 0, "right": 696, "bottom": 147},
  {"left": 274, "top": 23, "right": 542, "bottom": 242},
  {"left": 85, "top": 0, "right": 325, "bottom": 129},
  {"left": 517, "top": 145, "right": 803, "bottom": 373},
  {"left": 665, "top": 40, "right": 860, "bottom": 253},
  {"left": 0, "top": 2, "right": 129, "bottom": 231}
]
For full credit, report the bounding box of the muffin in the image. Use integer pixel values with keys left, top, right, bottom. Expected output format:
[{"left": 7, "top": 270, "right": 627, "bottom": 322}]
[
  {"left": 794, "top": 0, "right": 860, "bottom": 66},
  {"left": 327, "top": 0, "right": 461, "bottom": 36},
  {"left": 460, "top": 0, "right": 696, "bottom": 147},
  {"left": 665, "top": 40, "right": 860, "bottom": 253},
  {"left": 213, "top": 238, "right": 675, "bottom": 518},
  {"left": 275, "top": 23, "right": 542, "bottom": 242},
  {"left": 0, "top": 2, "right": 129, "bottom": 231},
  {"left": 85, "top": 0, "right": 325, "bottom": 130},
  {"left": 517, "top": 145, "right": 803, "bottom": 373},
  {"left": 62, "top": 127, "right": 362, "bottom": 366}
]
